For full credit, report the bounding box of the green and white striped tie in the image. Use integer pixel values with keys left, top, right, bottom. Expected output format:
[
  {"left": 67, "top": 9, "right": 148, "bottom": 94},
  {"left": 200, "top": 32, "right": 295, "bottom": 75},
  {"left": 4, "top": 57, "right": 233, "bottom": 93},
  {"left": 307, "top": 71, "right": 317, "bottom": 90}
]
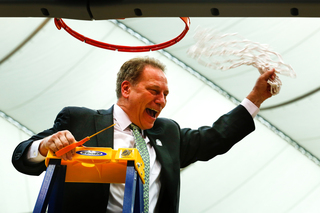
[{"left": 130, "top": 123, "right": 150, "bottom": 213}]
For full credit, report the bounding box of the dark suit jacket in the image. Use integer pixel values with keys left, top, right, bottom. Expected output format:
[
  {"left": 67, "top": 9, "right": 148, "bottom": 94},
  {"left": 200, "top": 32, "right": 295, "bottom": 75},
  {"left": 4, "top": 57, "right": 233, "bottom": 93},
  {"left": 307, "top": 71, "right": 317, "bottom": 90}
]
[{"left": 12, "top": 105, "right": 255, "bottom": 213}]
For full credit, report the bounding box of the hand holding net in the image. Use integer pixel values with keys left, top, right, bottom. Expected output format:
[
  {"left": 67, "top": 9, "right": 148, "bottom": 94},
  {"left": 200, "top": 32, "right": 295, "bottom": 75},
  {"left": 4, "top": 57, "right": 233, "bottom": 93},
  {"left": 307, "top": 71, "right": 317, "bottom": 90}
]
[{"left": 187, "top": 28, "right": 296, "bottom": 95}]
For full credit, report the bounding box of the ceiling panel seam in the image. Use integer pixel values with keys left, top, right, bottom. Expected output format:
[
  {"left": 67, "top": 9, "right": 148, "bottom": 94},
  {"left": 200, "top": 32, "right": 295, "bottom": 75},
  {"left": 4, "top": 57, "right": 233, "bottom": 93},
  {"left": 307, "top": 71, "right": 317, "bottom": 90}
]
[
  {"left": 261, "top": 85, "right": 320, "bottom": 110},
  {"left": 284, "top": 180, "right": 320, "bottom": 212},
  {"left": 6, "top": 41, "right": 100, "bottom": 112},
  {"left": 0, "top": 18, "right": 51, "bottom": 65},
  {"left": 111, "top": 19, "right": 320, "bottom": 167},
  {"left": 281, "top": 22, "right": 320, "bottom": 56}
]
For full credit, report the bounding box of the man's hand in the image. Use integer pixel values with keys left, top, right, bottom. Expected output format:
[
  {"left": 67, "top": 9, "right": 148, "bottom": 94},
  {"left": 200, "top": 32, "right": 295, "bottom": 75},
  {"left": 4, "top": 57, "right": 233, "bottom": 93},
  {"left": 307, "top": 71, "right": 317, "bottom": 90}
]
[
  {"left": 246, "top": 68, "right": 276, "bottom": 108},
  {"left": 39, "top": 130, "right": 76, "bottom": 161}
]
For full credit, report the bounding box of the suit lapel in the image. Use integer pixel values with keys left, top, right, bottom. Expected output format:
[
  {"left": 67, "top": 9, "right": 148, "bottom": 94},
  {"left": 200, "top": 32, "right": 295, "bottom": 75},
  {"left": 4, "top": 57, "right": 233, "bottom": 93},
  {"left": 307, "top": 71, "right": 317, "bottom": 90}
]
[
  {"left": 146, "top": 127, "right": 178, "bottom": 211},
  {"left": 146, "top": 129, "right": 173, "bottom": 173},
  {"left": 94, "top": 106, "right": 114, "bottom": 148}
]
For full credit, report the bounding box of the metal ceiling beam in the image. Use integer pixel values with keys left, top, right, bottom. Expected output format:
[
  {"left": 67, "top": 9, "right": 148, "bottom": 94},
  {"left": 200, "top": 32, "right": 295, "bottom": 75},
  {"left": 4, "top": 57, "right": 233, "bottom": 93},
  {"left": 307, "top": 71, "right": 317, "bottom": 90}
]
[
  {"left": 1, "top": 0, "right": 320, "bottom": 20},
  {"left": 0, "top": 110, "right": 34, "bottom": 136},
  {"left": 0, "top": 0, "right": 91, "bottom": 20}
]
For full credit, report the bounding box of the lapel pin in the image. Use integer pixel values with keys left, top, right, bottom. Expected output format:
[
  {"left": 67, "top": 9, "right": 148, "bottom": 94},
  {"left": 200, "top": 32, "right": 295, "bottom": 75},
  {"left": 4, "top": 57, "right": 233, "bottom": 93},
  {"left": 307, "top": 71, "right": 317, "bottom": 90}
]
[{"left": 156, "top": 139, "right": 163, "bottom": 146}]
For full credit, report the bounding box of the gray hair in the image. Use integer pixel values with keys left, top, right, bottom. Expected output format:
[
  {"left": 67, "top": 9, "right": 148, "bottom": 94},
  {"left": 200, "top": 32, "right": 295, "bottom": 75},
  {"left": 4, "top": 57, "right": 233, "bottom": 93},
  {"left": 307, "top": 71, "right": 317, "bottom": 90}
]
[{"left": 116, "top": 57, "right": 166, "bottom": 99}]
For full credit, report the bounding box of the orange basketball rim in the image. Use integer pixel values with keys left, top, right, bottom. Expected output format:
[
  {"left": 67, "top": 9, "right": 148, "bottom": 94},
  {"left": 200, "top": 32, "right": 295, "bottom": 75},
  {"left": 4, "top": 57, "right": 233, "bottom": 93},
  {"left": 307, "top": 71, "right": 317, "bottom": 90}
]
[{"left": 54, "top": 17, "right": 190, "bottom": 52}]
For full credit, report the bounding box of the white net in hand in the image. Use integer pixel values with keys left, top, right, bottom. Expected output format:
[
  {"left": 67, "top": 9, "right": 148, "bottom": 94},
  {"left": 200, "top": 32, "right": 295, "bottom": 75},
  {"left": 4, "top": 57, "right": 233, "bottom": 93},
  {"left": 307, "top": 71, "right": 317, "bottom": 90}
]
[{"left": 187, "top": 28, "right": 296, "bottom": 95}]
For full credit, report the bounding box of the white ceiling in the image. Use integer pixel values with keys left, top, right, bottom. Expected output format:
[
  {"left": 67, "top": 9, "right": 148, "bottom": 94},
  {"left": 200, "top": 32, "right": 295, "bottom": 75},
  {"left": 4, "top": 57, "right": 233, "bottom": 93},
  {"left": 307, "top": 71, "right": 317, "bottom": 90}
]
[
  {"left": 2, "top": 16, "right": 320, "bottom": 212},
  {"left": 1, "top": 17, "right": 320, "bottom": 159}
]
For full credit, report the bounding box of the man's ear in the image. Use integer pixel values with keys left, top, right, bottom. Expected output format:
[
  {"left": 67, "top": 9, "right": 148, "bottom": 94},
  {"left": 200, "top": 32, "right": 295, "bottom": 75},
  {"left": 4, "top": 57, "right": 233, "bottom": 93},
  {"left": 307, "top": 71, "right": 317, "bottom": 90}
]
[{"left": 121, "top": 80, "right": 131, "bottom": 98}]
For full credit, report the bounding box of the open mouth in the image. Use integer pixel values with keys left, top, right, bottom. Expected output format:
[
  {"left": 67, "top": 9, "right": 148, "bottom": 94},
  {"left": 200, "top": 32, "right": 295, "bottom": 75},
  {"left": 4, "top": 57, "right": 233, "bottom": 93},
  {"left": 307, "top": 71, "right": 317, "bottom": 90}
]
[{"left": 146, "top": 108, "right": 158, "bottom": 118}]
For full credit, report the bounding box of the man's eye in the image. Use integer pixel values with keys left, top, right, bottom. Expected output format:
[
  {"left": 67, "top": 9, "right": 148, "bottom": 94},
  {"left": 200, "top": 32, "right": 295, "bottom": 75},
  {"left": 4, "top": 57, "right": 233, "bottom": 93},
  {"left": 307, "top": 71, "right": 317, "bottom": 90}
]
[{"left": 150, "top": 89, "right": 158, "bottom": 94}]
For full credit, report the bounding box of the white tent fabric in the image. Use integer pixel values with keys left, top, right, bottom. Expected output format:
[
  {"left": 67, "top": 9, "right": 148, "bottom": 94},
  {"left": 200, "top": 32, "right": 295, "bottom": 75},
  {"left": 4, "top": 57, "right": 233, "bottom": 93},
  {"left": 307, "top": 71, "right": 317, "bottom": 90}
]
[{"left": 1, "top": 17, "right": 320, "bottom": 212}]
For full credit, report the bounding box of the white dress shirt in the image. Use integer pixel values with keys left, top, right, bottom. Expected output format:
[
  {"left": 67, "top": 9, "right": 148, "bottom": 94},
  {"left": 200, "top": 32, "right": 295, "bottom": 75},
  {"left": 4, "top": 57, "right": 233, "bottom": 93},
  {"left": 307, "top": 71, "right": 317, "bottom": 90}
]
[{"left": 107, "top": 104, "right": 161, "bottom": 213}]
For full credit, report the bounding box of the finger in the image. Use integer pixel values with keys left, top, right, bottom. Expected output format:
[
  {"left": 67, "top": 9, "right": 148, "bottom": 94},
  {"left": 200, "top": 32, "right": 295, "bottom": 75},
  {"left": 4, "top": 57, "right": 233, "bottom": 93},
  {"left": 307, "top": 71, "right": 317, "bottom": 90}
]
[
  {"left": 58, "top": 131, "right": 76, "bottom": 160},
  {"left": 63, "top": 152, "right": 73, "bottom": 161},
  {"left": 64, "top": 131, "right": 77, "bottom": 156},
  {"left": 47, "top": 138, "right": 67, "bottom": 161},
  {"left": 269, "top": 69, "right": 277, "bottom": 80},
  {"left": 65, "top": 151, "right": 73, "bottom": 160},
  {"left": 56, "top": 131, "right": 75, "bottom": 152},
  {"left": 64, "top": 130, "right": 76, "bottom": 144},
  {"left": 50, "top": 133, "right": 71, "bottom": 161},
  {"left": 262, "top": 68, "right": 275, "bottom": 80},
  {"left": 61, "top": 153, "right": 68, "bottom": 161},
  {"left": 56, "top": 134, "right": 70, "bottom": 150},
  {"left": 46, "top": 136, "right": 60, "bottom": 153},
  {"left": 267, "top": 84, "right": 273, "bottom": 97},
  {"left": 54, "top": 135, "right": 68, "bottom": 161}
]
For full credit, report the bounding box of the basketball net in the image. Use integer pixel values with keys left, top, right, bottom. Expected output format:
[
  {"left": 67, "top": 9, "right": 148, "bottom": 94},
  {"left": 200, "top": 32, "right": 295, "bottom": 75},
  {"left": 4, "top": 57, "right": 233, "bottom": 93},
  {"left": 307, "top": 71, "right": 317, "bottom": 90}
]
[{"left": 187, "top": 28, "right": 296, "bottom": 95}]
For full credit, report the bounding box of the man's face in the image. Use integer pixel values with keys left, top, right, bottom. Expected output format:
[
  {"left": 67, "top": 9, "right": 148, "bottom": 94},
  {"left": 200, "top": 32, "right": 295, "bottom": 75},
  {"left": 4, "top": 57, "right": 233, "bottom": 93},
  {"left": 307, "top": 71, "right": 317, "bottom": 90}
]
[{"left": 121, "top": 65, "right": 169, "bottom": 130}]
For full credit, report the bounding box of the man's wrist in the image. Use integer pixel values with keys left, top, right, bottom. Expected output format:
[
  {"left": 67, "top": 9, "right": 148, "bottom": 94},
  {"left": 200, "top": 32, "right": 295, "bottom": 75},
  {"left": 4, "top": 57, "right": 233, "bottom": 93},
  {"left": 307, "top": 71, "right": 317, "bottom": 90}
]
[
  {"left": 246, "top": 92, "right": 263, "bottom": 108},
  {"left": 241, "top": 98, "right": 260, "bottom": 118},
  {"left": 39, "top": 139, "right": 49, "bottom": 157}
]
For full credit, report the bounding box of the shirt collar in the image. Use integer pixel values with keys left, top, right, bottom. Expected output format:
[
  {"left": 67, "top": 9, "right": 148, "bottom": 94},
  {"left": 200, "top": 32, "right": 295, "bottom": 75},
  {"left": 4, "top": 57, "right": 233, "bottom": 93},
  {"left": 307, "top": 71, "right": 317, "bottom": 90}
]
[
  {"left": 113, "top": 104, "right": 147, "bottom": 138},
  {"left": 113, "top": 104, "right": 132, "bottom": 131}
]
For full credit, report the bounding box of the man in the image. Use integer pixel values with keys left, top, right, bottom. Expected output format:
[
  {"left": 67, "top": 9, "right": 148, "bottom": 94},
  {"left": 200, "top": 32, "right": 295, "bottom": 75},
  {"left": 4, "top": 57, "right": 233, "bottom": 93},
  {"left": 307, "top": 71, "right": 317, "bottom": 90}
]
[{"left": 12, "top": 56, "right": 275, "bottom": 213}]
